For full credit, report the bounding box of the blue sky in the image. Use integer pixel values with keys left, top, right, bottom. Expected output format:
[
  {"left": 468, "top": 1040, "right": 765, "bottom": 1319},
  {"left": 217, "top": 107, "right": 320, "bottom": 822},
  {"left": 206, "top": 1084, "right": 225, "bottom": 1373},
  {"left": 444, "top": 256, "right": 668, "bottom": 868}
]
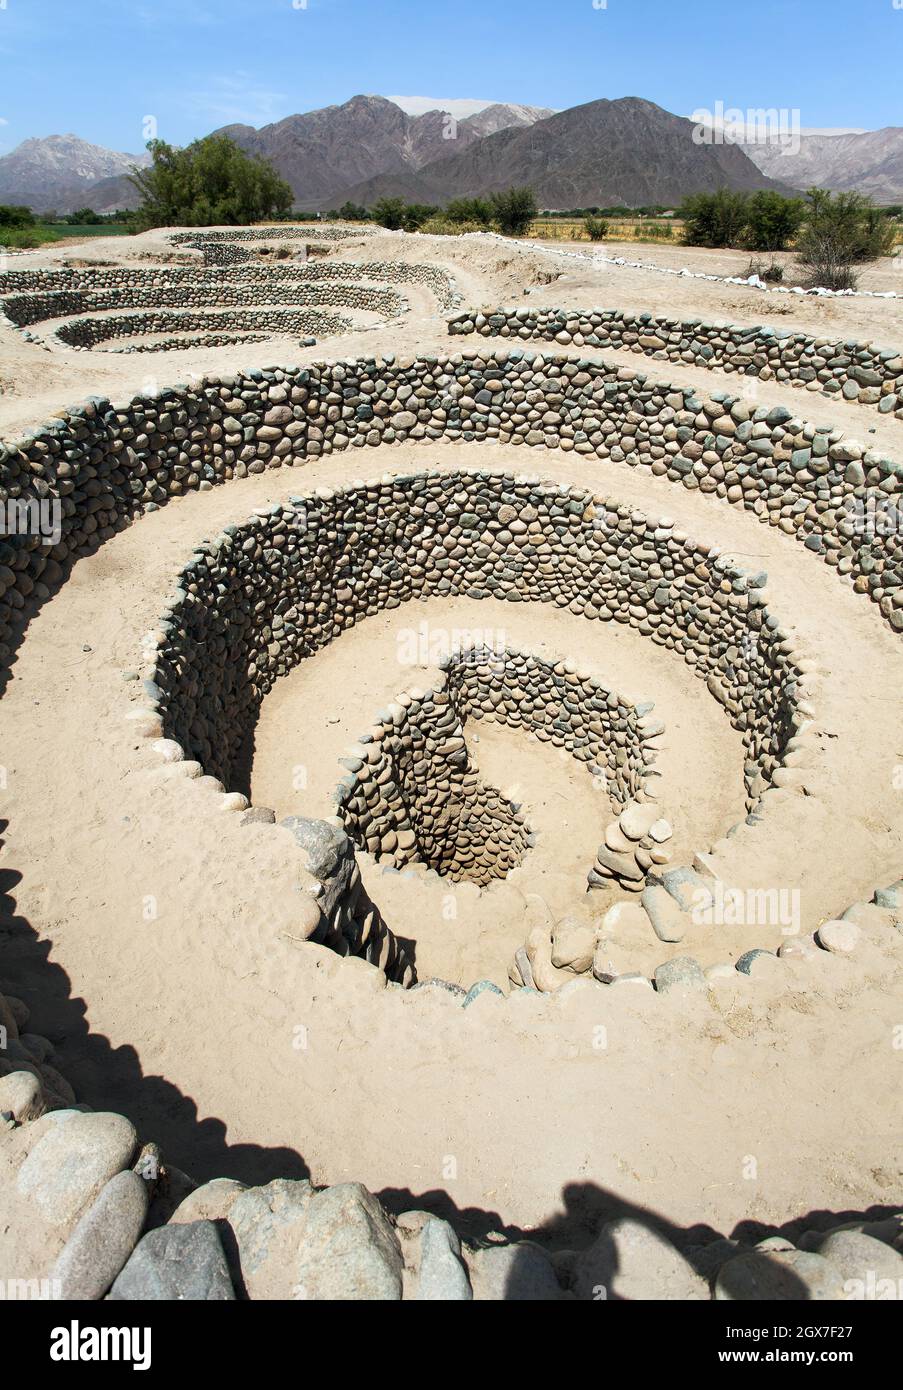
[{"left": 0, "top": 0, "right": 899, "bottom": 155}]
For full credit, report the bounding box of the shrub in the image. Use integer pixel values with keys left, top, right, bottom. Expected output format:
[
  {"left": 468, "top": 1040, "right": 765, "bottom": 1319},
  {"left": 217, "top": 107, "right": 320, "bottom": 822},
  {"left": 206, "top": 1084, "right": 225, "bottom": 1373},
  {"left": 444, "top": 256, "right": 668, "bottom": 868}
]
[
  {"left": 0, "top": 205, "right": 36, "bottom": 229},
  {"left": 401, "top": 203, "right": 439, "bottom": 232},
  {"left": 445, "top": 197, "right": 494, "bottom": 227},
  {"left": 0, "top": 225, "right": 60, "bottom": 249},
  {"left": 747, "top": 256, "right": 784, "bottom": 283},
  {"left": 678, "top": 190, "right": 751, "bottom": 248},
  {"left": 332, "top": 202, "right": 370, "bottom": 222},
  {"left": 370, "top": 197, "right": 408, "bottom": 231},
  {"left": 796, "top": 188, "right": 899, "bottom": 289},
  {"left": 489, "top": 186, "right": 538, "bottom": 236},
  {"left": 418, "top": 217, "right": 488, "bottom": 236},
  {"left": 744, "top": 191, "right": 806, "bottom": 252},
  {"left": 584, "top": 215, "right": 609, "bottom": 241}
]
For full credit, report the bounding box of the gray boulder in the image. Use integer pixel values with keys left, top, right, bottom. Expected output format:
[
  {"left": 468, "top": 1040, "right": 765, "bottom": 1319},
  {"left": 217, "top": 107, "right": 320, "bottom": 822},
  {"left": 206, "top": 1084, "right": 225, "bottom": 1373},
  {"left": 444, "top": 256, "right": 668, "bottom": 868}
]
[
  {"left": 50, "top": 1169, "right": 148, "bottom": 1299},
  {"left": 573, "top": 1217, "right": 707, "bottom": 1300},
  {"left": 468, "top": 1241, "right": 562, "bottom": 1300},
  {"left": 109, "top": 1219, "right": 235, "bottom": 1300},
  {"left": 294, "top": 1183, "right": 404, "bottom": 1301},
  {"left": 715, "top": 1249, "right": 844, "bottom": 1300},
  {"left": 416, "top": 1216, "right": 472, "bottom": 1300}
]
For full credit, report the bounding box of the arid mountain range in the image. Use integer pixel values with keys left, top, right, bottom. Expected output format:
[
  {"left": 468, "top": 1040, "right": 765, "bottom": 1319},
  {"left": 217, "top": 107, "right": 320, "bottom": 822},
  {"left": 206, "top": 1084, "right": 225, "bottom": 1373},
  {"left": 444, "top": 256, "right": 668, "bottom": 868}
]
[
  {"left": 0, "top": 134, "right": 149, "bottom": 213},
  {"left": 743, "top": 127, "right": 903, "bottom": 205},
  {"left": 2, "top": 95, "right": 901, "bottom": 215}
]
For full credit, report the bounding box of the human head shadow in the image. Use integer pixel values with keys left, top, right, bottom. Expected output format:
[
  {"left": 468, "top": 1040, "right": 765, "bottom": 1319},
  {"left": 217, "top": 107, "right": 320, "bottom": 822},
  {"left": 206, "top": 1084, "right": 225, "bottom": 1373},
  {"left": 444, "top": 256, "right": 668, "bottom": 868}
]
[{"left": 376, "top": 1177, "right": 900, "bottom": 1300}]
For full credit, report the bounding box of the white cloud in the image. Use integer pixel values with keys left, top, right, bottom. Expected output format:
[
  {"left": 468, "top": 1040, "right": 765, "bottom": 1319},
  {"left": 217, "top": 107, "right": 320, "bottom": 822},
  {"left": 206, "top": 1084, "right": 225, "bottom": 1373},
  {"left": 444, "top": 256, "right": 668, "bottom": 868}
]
[{"left": 176, "top": 74, "right": 288, "bottom": 128}]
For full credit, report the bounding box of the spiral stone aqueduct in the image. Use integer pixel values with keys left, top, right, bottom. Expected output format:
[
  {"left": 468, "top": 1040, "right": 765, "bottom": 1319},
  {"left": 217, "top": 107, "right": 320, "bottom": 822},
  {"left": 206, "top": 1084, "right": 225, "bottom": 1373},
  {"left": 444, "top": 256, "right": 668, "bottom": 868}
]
[{"left": 0, "top": 223, "right": 901, "bottom": 1300}]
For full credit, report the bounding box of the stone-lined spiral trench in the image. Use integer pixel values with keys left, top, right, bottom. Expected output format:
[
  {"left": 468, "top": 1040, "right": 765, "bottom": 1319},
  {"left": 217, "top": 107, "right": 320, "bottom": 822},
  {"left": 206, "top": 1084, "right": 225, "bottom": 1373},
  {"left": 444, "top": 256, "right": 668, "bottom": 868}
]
[
  {"left": 0, "top": 230, "right": 461, "bottom": 354},
  {"left": 1, "top": 239, "right": 903, "bottom": 1298},
  {"left": 151, "top": 463, "right": 800, "bottom": 983}
]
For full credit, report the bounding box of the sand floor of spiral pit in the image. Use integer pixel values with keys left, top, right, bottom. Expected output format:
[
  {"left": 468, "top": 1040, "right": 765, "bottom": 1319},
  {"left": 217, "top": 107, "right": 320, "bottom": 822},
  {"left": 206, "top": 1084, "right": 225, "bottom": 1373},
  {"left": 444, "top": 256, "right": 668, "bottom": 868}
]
[{"left": 0, "top": 223, "right": 902, "bottom": 1303}]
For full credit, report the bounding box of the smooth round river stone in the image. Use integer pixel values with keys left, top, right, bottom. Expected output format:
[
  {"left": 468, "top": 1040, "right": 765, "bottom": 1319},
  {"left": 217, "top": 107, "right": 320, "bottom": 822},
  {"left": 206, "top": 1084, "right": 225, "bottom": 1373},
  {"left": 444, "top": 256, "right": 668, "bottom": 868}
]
[
  {"left": 641, "top": 884, "right": 687, "bottom": 943},
  {"left": 813, "top": 1229, "right": 903, "bottom": 1293},
  {"left": 16, "top": 1110, "right": 137, "bottom": 1227},
  {"left": 467, "top": 1241, "right": 562, "bottom": 1300},
  {"left": 654, "top": 956, "right": 706, "bottom": 994},
  {"left": 293, "top": 1183, "right": 404, "bottom": 1301},
  {"left": 619, "top": 802, "right": 659, "bottom": 841},
  {"left": 416, "top": 1216, "right": 472, "bottom": 1300},
  {"left": 50, "top": 1169, "right": 148, "bottom": 1299},
  {"left": 816, "top": 919, "right": 860, "bottom": 955},
  {"left": 109, "top": 1219, "right": 235, "bottom": 1300},
  {"left": 573, "top": 1217, "right": 708, "bottom": 1300},
  {"left": 0, "top": 1070, "right": 46, "bottom": 1123},
  {"left": 715, "top": 1249, "right": 845, "bottom": 1300}
]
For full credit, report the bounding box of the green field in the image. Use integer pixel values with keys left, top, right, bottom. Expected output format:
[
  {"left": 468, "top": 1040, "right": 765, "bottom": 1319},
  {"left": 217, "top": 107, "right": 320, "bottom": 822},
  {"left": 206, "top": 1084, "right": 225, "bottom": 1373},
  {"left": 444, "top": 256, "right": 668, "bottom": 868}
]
[{"left": 45, "top": 224, "right": 132, "bottom": 237}]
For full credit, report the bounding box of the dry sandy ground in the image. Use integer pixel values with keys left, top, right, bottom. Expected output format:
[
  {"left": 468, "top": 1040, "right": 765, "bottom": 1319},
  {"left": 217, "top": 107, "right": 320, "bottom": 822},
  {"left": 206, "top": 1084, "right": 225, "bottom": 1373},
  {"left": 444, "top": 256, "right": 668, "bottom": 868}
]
[{"left": 1, "top": 227, "right": 902, "bottom": 1242}]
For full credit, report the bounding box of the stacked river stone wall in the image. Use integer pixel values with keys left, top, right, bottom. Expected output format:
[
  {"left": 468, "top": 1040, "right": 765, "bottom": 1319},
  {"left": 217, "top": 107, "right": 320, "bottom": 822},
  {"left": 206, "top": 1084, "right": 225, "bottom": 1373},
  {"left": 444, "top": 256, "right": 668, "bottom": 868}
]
[
  {"left": 53, "top": 307, "right": 352, "bottom": 352},
  {"left": 0, "top": 261, "right": 458, "bottom": 347},
  {"left": 339, "top": 672, "right": 531, "bottom": 886},
  {"left": 5, "top": 346, "right": 892, "bottom": 653},
  {"left": 169, "top": 226, "right": 379, "bottom": 245},
  {"left": 450, "top": 308, "right": 903, "bottom": 416},
  {"left": 144, "top": 470, "right": 800, "bottom": 941},
  {"left": 338, "top": 645, "right": 657, "bottom": 885},
  {"left": 2, "top": 281, "right": 406, "bottom": 326},
  {"left": 4, "top": 1029, "right": 901, "bottom": 1299}
]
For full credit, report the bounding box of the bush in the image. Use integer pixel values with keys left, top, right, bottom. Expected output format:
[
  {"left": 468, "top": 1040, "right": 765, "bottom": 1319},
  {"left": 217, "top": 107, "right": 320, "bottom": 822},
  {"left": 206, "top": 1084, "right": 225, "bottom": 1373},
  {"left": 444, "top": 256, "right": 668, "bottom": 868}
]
[
  {"left": 370, "top": 197, "right": 407, "bottom": 231},
  {"left": 0, "top": 225, "right": 60, "bottom": 249},
  {"left": 744, "top": 191, "right": 806, "bottom": 252},
  {"left": 332, "top": 202, "right": 370, "bottom": 222},
  {"left": 747, "top": 256, "right": 784, "bottom": 283},
  {"left": 489, "top": 186, "right": 538, "bottom": 236},
  {"left": 796, "top": 189, "right": 899, "bottom": 290},
  {"left": 643, "top": 222, "right": 674, "bottom": 239},
  {"left": 678, "top": 190, "right": 751, "bottom": 248},
  {"left": 402, "top": 203, "right": 439, "bottom": 232},
  {"left": 418, "top": 217, "right": 488, "bottom": 236},
  {"left": 66, "top": 207, "right": 104, "bottom": 225},
  {"left": 0, "top": 205, "right": 36, "bottom": 229},
  {"left": 584, "top": 215, "right": 609, "bottom": 241},
  {"left": 679, "top": 189, "right": 810, "bottom": 253},
  {"left": 130, "top": 135, "right": 293, "bottom": 229},
  {"left": 445, "top": 197, "right": 494, "bottom": 227}
]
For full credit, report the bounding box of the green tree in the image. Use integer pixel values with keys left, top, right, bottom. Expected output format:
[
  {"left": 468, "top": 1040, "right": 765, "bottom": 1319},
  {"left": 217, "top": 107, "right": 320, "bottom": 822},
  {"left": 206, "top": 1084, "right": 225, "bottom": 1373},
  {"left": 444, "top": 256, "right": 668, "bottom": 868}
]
[
  {"left": 0, "top": 205, "right": 35, "bottom": 228},
  {"left": 370, "top": 197, "right": 408, "bottom": 230},
  {"left": 129, "top": 135, "right": 293, "bottom": 229},
  {"left": 401, "top": 203, "right": 438, "bottom": 231},
  {"left": 743, "top": 191, "right": 805, "bottom": 252},
  {"left": 66, "top": 207, "right": 104, "bottom": 225},
  {"left": 489, "top": 186, "right": 538, "bottom": 236},
  {"left": 445, "top": 197, "right": 494, "bottom": 227},
  {"left": 678, "top": 190, "right": 750, "bottom": 248}
]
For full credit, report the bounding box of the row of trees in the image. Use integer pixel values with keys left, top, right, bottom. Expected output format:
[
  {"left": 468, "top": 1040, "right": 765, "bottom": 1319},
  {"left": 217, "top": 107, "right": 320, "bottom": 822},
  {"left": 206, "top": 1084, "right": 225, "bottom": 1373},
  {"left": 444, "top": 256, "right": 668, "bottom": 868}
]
[
  {"left": 127, "top": 138, "right": 542, "bottom": 236},
  {"left": 677, "top": 187, "right": 900, "bottom": 289},
  {"left": 338, "top": 187, "right": 539, "bottom": 236}
]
